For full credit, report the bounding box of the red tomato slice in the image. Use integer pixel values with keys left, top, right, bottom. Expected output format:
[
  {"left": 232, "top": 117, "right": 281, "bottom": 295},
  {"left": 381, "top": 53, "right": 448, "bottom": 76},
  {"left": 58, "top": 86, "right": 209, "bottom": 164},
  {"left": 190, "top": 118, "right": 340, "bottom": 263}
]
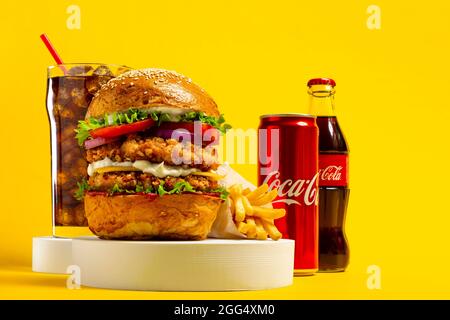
[{"left": 90, "top": 119, "right": 155, "bottom": 139}]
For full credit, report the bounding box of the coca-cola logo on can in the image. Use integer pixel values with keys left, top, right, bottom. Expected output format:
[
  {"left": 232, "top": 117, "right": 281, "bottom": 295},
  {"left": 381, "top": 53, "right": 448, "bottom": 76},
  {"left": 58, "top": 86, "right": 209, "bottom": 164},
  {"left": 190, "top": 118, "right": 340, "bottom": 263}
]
[{"left": 262, "top": 171, "right": 318, "bottom": 206}]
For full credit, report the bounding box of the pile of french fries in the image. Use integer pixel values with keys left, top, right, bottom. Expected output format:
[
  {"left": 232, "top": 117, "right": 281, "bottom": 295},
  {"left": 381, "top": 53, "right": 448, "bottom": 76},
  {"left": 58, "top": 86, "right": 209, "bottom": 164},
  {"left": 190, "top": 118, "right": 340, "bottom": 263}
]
[{"left": 228, "top": 183, "right": 285, "bottom": 240}]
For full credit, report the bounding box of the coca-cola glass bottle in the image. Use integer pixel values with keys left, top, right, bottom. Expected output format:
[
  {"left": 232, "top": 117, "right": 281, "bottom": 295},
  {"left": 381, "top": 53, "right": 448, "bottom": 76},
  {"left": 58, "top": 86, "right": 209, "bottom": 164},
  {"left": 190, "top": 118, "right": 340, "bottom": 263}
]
[{"left": 307, "top": 78, "right": 350, "bottom": 272}]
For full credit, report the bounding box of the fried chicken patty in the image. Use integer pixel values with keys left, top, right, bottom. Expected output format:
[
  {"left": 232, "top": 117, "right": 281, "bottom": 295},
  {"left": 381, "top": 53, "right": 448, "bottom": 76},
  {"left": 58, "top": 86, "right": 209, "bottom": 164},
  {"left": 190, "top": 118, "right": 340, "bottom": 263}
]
[
  {"left": 86, "top": 135, "right": 218, "bottom": 170},
  {"left": 89, "top": 172, "right": 219, "bottom": 192}
]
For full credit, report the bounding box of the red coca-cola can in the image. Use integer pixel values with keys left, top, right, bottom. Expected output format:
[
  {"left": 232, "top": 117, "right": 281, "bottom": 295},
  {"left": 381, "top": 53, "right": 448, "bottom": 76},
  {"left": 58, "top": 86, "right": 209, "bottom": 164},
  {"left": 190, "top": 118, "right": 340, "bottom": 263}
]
[{"left": 258, "top": 114, "right": 319, "bottom": 275}]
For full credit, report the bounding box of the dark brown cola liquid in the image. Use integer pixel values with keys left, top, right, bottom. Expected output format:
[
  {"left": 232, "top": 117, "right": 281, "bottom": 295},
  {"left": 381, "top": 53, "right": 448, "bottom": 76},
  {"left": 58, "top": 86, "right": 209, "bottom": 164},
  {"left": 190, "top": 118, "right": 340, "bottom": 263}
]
[
  {"left": 47, "top": 72, "right": 114, "bottom": 227},
  {"left": 317, "top": 116, "right": 350, "bottom": 272},
  {"left": 318, "top": 187, "right": 350, "bottom": 272}
]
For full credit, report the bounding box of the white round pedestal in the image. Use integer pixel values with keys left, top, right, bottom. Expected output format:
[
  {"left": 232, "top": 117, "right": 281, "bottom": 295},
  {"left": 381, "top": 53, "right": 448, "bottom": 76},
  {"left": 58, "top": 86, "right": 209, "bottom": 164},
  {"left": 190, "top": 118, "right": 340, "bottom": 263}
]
[
  {"left": 32, "top": 236, "right": 72, "bottom": 274},
  {"left": 72, "top": 237, "right": 294, "bottom": 291}
]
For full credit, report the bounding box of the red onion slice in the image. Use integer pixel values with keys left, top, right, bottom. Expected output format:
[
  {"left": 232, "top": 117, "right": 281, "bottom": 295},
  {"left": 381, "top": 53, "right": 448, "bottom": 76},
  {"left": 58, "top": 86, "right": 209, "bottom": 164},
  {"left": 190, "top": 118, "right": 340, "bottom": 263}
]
[
  {"left": 84, "top": 137, "right": 118, "bottom": 150},
  {"left": 155, "top": 128, "right": 194, "bottom": 142}
]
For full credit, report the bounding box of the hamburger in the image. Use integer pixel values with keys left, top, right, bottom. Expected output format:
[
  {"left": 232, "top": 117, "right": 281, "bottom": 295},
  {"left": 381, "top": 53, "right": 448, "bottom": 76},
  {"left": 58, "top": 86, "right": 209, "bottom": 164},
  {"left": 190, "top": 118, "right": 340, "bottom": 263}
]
[{"left": 74, "top": 68, "right": 230, "bottom": 240}]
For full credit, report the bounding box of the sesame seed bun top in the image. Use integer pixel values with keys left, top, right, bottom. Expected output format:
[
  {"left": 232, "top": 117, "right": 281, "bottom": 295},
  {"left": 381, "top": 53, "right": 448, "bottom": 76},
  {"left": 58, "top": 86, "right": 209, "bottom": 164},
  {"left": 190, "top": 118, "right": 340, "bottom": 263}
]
[{"left": 86, "top": 68, "right": 220, "bottom": 119}]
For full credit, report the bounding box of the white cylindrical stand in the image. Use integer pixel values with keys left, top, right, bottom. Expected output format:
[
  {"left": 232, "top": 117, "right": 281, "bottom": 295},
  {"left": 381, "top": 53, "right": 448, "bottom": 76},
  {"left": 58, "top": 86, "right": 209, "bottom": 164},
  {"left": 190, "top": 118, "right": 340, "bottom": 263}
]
[
  {"left": 32, "top": 236, "right": 72, "bottom": 274},
  {"left": 72, "top": 237, "right": 294, "bottom": 291}
]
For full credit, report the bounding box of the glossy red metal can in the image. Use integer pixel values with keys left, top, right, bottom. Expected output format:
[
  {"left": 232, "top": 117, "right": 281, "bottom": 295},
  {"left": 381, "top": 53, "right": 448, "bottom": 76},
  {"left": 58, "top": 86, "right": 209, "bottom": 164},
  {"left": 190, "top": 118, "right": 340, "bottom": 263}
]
[{"left": 258, "top": 114, "right": 319, "bottom": 275}]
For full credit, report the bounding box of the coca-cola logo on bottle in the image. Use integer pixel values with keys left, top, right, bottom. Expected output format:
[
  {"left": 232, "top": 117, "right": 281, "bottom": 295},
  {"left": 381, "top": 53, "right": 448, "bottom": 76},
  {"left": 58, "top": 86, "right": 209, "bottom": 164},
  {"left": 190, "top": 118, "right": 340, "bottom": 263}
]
[
  {"left": 320, "top": 165, "right": 342, "bottom": 181},
  {"left": 318, "top": 154, "right": 349, "bottom": 187},
  {"left": 261, "top": 171, "right": 318, "bottom": 206}
]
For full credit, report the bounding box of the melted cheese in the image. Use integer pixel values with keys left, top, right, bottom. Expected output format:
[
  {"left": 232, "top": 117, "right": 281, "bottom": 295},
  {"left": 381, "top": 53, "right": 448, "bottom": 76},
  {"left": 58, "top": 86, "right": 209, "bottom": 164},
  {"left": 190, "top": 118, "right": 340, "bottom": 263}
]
[
  {"left": 191, "top": 171, "right": 225, "bottom": 181},
  {"left": 95, "top": 166, "right": 140, "bottom": 174},
  {"left": 87, "top": 158, "right": 133, "bottom": 176}
]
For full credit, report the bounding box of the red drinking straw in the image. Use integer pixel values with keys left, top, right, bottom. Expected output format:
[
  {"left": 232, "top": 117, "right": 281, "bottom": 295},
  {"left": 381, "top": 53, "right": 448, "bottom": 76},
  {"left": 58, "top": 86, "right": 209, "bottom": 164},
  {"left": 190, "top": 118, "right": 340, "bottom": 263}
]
[{"left": 40, "top": 33, "right": 68, "bottom": 74}]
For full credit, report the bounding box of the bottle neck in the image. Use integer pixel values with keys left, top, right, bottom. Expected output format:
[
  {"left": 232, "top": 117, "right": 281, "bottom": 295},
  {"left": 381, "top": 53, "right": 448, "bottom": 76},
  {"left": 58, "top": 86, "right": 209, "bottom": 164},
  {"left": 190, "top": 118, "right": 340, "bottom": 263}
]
[{"left": 307, "top": 84, "right": 336, "bottom": 117}]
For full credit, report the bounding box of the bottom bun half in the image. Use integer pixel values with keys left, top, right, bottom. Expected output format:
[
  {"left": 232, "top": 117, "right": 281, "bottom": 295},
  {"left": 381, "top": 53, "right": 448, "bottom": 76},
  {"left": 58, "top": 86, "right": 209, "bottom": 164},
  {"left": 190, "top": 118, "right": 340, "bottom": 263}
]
[{"left": 84, "top": 193, "right": 223, "bottom": 240}]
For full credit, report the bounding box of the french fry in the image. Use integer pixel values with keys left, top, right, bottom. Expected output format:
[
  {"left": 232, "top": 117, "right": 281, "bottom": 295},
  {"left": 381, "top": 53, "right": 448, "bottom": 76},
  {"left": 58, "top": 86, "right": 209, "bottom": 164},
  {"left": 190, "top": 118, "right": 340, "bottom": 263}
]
[
  {"left": 246, "top": 232, "right": 256, "bottom": 239},
  {"left": 237, "top": 222, "right": 249, "bottom": 234},
  {"left": 227, "top": 183, "right": 284, "bottom": 241},
  {"left": 234, "top": 196, "right": 246, "bottom": 222},
  {"left": 245, "top": 184, "right": 269, "bottom": 201},
  {"left": 246, "top": 217, "right": 257, "bottom": 238},
  {"left": 228, "top": 197, "right": 236, "bottom": 217},
  {"left": 261, "top": 219, "right": 282, "bottom": 241},
  {"left": 250, "top": 189, "right": 278, "bottom": 206},
  {"left": 241, "top": 195, "right": 254, "bottom": 215},
  {"left": 254, "top": 218, "right": 268, "bottom": 240},
  {"left": 250, "top": 207, "right": 286, "bottom": 219},
  {"left": 229, "top": 184, "right": 243, "bottom": 198}
]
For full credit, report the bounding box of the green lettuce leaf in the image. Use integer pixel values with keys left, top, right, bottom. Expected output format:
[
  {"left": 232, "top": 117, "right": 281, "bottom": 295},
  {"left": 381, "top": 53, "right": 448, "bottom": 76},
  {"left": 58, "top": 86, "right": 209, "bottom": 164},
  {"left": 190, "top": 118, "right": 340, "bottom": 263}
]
[
  {"left": 210, "top": 186, "right": 230, "bottom": 200},
  {"left": 74, "top": 178, "right": 90, "bottom": 201},
  {"left": 74, "top": 178, "right": 228, "bottom": 200},
  {"left": 74, "top": 109, "right": 231, "bottom": 146},
  {"left": 75, "top": 109, "right": 149, "bottom": 146},
  {"left": 179, "top": 112, "right": 232, "bottom": 133},
  {"left": 166, "top": 181, "right": 195, "bottom": 195}
]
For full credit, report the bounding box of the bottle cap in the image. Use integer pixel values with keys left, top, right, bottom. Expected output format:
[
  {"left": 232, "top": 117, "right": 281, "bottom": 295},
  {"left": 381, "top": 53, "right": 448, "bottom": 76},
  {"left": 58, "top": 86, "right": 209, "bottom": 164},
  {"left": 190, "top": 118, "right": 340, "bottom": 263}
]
[{"left": 307, "top": 78, "right": 336, "bottom": 87}]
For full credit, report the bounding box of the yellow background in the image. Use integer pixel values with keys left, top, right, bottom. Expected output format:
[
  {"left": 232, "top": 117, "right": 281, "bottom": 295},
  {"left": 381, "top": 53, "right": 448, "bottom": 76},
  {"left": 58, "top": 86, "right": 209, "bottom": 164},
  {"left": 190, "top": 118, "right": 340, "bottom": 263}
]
[{"left": 1, "top": 0, "right": 449, "bottom": 299}]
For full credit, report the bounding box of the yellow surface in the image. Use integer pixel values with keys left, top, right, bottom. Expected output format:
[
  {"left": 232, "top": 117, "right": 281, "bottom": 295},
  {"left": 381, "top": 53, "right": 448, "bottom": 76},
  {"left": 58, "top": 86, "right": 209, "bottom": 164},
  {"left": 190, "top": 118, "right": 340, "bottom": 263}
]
[
  {"left": 0, "top": 266, "right": 417, "bottom": 299},
  {"left": 1, "top": 0, "right": 450, "bottom": 299}
]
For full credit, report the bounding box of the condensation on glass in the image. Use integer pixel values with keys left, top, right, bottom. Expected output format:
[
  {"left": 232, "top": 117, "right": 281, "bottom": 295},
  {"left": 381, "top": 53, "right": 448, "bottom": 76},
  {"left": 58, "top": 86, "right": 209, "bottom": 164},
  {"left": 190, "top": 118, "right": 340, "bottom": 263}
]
[{"left": 46, "top": 63, "right": 131, "bottom": 237}]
